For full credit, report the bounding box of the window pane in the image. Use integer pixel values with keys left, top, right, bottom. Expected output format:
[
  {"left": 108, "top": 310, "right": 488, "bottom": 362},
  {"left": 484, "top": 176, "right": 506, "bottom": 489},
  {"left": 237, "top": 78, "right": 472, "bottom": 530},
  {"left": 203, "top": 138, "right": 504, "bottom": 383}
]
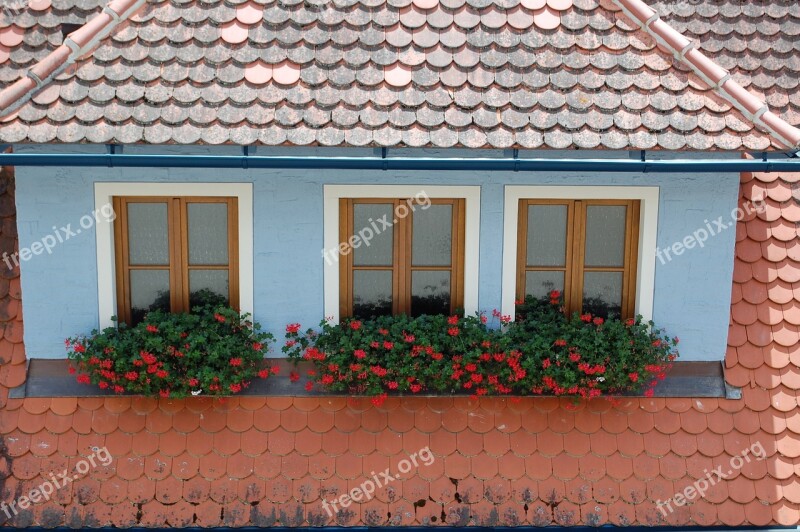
[
  {"left": 583, "top": 271, "right": 623, "bottom": 318},
  {"left": 526, "top": 204, "right": 567, "bottom": 267},
  {"left": 584, "top": 205, "right": 626, "bottom": 267},
  {"left": 189, "top": 270, "right": 229, "bottom": 308},
  {"left": 127, "top": 203, "right": 169, "bottom": 265},
  {"left": 188, "top": 203, "right": 229, "bottom": 266},
  {"left": 352, "top": 204, "right": 394, "bottom": 267},
  {"left": 129, "top": 269, "right": 170, "bottom": 324},
  {"left": 352, "top": 270, "right": 392, "bottom": 318},
  {"left": 411, "top": 270, "right": 450, "bottom": 317},
  {"left": 525, "top": 270, "right": 564, "bottom": 299},
  {"left": 412, "top": 204, "right": 452, "bottom": 266}
]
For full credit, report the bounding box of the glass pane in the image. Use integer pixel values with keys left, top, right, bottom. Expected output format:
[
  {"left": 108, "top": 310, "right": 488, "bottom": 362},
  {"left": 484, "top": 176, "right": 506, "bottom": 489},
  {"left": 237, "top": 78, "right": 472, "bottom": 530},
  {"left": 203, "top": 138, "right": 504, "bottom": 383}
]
[
  {"left": 352, "top": 270, "right": 392, "bottom": 318},
  {"left": 188, "top": 203, "right": 229, "bottom": 266},
  {"left": 352, "top": 204, "right": 394, "bottom": 267},
  {"left": 526, "top": 204, "right": 567, "bottom": 267},
  {"left": 412, "top": 204, "right": 452, "bottom": 266},
  {"left": 584, "top": 205, "right": 626, "bottom": 267},
  {"left": 411, "top": 270, "right": 451, "bottom": 317},
  {"left": 525, "top": 270, "right": 564, "bottom": 299},
  {"left": 127, "top": 203, "right": 169, "bottom": 265},
  {"left": 583, "top": 271, "right": 623, "bottom": 318},
  {"left": 129, "top": 269, "right": 170, "bottom": 324},
  {"left": 189, "top": 270, "right": 230, "bottom": 309}
]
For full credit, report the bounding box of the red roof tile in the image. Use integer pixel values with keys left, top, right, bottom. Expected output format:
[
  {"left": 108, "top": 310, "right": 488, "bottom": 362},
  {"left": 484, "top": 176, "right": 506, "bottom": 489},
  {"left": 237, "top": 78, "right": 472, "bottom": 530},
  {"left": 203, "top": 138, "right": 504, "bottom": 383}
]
[{"left": 1, "top": 0, "right": 799, "bottom": 149}]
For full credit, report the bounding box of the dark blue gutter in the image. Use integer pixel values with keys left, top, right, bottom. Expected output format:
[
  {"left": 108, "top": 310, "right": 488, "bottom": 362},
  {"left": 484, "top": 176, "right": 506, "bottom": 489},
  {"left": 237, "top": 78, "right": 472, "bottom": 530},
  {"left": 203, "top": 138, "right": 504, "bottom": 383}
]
[{"left": 1, "top": 153, "right": 800, "bottom": 172}]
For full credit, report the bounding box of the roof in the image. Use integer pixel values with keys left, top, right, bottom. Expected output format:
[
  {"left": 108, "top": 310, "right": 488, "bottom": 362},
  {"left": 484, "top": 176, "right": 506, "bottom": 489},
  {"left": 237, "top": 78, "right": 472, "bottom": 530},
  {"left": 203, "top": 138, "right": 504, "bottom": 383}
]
[
  {"left": 0, "top": 0, "right": 799, "bottom": 150},
  {"left": 0, "top": 164, "right": 798, "bottom": 527}
]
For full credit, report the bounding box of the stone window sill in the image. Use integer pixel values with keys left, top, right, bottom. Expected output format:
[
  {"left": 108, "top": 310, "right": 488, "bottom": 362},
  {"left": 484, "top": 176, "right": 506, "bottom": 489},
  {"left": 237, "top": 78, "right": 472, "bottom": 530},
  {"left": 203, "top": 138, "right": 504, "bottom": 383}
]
[{"left": 9, "top": 359, "right": 739, "bottom": 399}]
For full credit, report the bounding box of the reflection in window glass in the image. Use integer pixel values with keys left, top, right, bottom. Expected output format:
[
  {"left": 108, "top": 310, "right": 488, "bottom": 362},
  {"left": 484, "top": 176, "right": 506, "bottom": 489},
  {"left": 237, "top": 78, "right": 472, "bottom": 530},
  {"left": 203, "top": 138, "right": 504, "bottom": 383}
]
[
  {"left": 352, "top": 270, "right": 393, "bottom": 318},
  {"left": 411, "top": 270, "right": 451, "bottom": 317},
  {"left": 582, "top": 271, "right": 623, "bottom": 318}
]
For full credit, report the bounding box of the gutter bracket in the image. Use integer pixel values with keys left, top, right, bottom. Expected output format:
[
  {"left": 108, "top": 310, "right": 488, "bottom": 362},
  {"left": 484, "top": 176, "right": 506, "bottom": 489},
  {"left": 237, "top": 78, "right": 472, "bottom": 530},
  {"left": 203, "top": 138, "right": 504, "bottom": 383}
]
[
  {"left": 381, "top": 147, "right": 388, "bottom": 171},
  {"left": 242, "top": 145, "right": 249, "bottom": 169},
  {"left": 105, "top": 144, "right": 117, "bottom": 168},
  {"left": 640, "top": 150, "right": 646, "bottom": 162},
  {"left": 513, "top": 148, "right": 520, "bottom": 172}
]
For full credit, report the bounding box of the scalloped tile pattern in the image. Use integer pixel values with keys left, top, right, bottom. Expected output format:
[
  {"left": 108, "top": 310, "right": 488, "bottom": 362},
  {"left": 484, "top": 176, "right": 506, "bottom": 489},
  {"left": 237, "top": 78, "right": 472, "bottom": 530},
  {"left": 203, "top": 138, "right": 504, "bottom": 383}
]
[
  {"left": 0, "top": 0, "right": 798, "bottom": 148},
  {"left": 0, "top": 164, "right": 799, "bottom": 528}
]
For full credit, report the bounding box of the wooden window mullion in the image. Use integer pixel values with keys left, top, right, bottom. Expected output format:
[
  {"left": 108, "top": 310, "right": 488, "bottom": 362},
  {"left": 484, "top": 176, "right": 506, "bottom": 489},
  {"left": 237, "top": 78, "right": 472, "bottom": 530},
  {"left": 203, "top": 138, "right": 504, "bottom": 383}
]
[{"left": 570, "top": 200, "right": 586, "bottom": 316}]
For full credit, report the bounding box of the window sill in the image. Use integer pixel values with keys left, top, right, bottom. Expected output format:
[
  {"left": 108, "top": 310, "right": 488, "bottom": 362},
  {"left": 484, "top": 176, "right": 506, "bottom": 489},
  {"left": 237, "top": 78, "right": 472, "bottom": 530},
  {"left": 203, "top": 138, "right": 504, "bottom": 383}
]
[{"left": 9, "top": 359, "right": 739, "bottom": 399}]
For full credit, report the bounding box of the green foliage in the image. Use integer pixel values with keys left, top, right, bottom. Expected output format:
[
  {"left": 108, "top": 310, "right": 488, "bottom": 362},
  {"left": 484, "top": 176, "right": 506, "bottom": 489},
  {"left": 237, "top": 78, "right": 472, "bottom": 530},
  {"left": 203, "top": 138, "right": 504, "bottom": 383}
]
[
  {"left": 66, "top": 304, "right": 276, "bottom": 398},
  {"left": 284, "top": 292, "right": 678, "bottom": 403}
]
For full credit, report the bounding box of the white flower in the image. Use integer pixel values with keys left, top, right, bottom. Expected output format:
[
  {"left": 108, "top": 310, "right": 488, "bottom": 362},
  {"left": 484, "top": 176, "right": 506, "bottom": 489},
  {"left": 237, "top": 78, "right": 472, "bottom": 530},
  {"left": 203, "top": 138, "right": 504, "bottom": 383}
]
[{"left": 596, "top": 377, "right": 605, "bottom": 382}]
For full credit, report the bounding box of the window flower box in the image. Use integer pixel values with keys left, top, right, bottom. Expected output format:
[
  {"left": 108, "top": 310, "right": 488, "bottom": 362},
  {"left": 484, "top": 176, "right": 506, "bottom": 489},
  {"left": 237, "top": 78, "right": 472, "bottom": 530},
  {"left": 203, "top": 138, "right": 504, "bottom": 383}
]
[
  {"left": 284, "top": 292, "right": 679, "bottom": 406},
  {"left": 65, "top": 300, "right": 277, "bottom": 398}
]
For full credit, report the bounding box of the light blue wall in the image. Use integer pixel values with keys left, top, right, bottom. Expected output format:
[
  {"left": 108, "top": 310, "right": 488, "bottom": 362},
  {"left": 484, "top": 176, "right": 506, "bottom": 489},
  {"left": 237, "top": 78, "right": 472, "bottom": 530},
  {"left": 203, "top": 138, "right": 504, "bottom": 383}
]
[{"left": 13, "top": 144, "right": 740, "bottom": 361}]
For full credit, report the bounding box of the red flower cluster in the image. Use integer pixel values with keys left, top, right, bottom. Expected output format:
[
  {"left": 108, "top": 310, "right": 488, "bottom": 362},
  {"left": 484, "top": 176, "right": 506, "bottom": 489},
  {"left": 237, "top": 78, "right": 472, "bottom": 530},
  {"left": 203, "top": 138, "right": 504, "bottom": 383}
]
[
  {"left": 283, "top": 294, "right": 678, "bottom": 399},
  {"left": 66, "top": 306, "right": 276, "bottom": 398}
]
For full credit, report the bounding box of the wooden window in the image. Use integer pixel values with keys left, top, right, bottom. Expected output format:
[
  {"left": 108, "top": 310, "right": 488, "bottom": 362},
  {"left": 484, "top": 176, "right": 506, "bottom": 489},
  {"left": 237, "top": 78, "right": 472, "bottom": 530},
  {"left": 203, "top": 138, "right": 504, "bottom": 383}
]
[
  {"left": 113, "top": 196, "right": 239, "bottom": 324},
  {"left": 516, "top": 199, "right": 640, "bottom": 319},
  {"left": 339, "top": 198, "right": 465, "bottom": 319}
]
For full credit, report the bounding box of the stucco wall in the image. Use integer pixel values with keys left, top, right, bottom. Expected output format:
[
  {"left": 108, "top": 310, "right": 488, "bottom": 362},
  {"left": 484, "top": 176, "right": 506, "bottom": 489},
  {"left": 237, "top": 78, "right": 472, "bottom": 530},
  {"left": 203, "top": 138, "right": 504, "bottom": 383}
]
[{"left": 12, "top": 144, "right": 740, "bottom": 361}]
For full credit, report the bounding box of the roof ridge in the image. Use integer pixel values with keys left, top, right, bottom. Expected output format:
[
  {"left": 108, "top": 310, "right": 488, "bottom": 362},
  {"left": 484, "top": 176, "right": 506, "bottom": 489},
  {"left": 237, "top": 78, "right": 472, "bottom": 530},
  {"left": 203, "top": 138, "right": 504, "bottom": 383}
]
[
  {"left": 0, "top": 0, "right": 147, "bottom": 119},
  {"left": 612, "top": 0, "right": 800, "bottom": 152}
]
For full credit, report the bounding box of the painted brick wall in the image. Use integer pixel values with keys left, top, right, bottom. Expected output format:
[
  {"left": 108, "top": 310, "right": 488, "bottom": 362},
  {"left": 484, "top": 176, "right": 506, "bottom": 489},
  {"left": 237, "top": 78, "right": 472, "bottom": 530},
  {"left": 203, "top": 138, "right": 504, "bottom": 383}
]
[{"left": 13, "top": 145, "right": 740, "bottom": 360}]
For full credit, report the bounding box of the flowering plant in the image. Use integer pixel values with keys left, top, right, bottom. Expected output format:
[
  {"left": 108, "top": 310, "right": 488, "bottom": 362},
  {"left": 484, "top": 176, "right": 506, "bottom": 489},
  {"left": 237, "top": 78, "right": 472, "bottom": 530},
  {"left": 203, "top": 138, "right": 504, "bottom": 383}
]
[
  {"left": 284, "top": 292, "right": 678, "bottom": 404},
  {"left": 66, "top": 305, "right": 277, "bottom": 398}
]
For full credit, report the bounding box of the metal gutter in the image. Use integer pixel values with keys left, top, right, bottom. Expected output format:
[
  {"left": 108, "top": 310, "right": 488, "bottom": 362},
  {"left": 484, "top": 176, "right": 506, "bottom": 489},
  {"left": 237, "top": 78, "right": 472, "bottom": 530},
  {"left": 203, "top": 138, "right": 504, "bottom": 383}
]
[{"left": 2, "top": 152, "right": 800, "bottom": 172}]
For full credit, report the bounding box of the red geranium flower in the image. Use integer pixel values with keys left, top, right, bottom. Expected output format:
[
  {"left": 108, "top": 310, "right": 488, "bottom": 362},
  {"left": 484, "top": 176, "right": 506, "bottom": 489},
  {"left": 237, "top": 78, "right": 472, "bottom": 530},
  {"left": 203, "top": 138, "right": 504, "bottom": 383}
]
[
  {"left": 230, "top": 358, "right": 242, "bottom": 367},
  {"left": 350, "top": 320, "right": 362, "bottom": 331},
  {"left": 354, "top": 349, "right": 366, "bottom": 359},
  {"left": 447, "top": 327, "right": 460, "bottom": 336},
  {"left": 214, "top": 313, "right": 226, "bottom": 323},
  {"left": 447, "top": 315, "right": 459, "bottom": 325},
  {"left": 146, "top": 325, "right": 158, "bottom": 333},
  {"left": 289, "top": 371, "right": 300, "bottom": 382},
  {"left": 286, "top": 323, "right": 301, "bottom": 334}
]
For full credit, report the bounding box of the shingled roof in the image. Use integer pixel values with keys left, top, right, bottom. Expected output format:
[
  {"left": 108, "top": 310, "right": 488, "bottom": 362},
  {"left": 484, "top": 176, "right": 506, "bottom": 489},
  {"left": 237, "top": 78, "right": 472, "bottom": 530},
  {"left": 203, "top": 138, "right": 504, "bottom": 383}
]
[{"left": 0, "top": 0, "right": 799, "bottom": 150}]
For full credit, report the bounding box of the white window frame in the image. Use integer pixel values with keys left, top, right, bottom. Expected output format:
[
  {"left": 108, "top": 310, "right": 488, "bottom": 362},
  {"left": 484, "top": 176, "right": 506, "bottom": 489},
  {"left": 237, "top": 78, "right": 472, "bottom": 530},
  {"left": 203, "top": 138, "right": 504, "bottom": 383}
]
[
  {"left": 323, "top": 185, "right": 480, "bottom": 323},
  {"left": 94, "top": 183, "right": 254, "bottom": 329},
  {"left": 502, "top": 185, "right": 659, "bottom": 321}
]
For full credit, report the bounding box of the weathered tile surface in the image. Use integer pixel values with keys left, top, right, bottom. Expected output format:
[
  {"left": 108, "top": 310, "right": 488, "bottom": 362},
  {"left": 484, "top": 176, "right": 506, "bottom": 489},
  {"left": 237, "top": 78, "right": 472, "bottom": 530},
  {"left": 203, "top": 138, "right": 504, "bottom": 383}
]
[{"left": 0, "top": 0, "right": 799, "bottom": 148}]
